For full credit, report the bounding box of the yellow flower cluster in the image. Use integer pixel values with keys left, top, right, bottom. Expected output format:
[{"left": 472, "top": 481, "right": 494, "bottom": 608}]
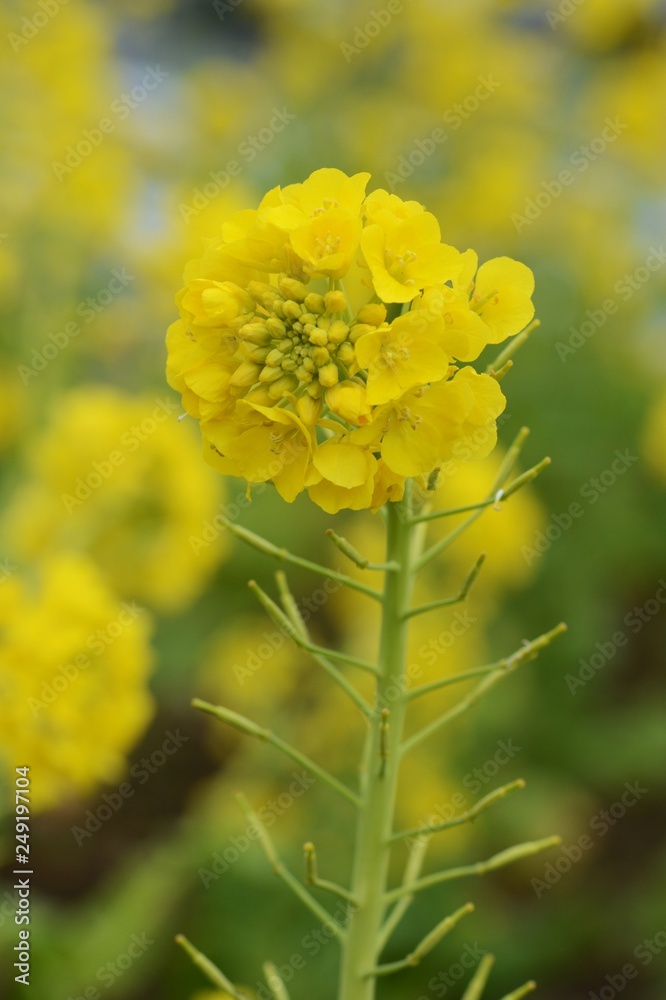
[
  {"left": 0, "top": 555, "right": 154, "bottom": 812},
  {"left": 2, "top": 386, "right": 225, "bottom": 612},
  {"left": 167, "top": 169, "right": 535, "bottom": 513}
]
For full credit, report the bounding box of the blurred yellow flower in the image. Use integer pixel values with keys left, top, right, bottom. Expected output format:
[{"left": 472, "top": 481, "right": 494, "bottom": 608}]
[
  {"left": 641, "top": 388, "right": 666, "bottom": 484},
  {"left": 1, "top": 387, "right": 226, "bottom": 612},
  {"left": 0, "top": 554, "right": 154, "bottom": 811}
]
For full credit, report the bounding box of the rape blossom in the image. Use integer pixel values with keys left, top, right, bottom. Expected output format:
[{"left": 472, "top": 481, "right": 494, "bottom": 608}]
[{"left": 166, "top": 168, "right": 535, "bottom": 513}]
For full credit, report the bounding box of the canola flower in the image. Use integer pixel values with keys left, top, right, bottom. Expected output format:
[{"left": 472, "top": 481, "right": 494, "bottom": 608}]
[
  {"left": 0, "top": 554, "right": 154, "bottom": 812},
  {"left": 172, "top": 170, "right": 564, "bottom": 1000},
  {"left": 1, "top": 386, "right": 226, "bottom": 612},
  {"left": 167, "top": 169, "right": 535, "bottom": 513}
]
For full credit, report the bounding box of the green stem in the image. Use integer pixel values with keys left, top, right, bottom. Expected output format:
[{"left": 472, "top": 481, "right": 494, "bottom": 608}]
[{"left": 337, "top": 487, "right": 417, "bottom": 1000}]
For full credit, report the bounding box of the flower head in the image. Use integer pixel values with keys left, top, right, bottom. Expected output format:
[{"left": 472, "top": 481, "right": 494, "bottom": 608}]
[
  {"left": 1, "top": 387, "right": 226, "bottom": 611},
  {"left": 166, "top": 170, "right": 536, "bottom": 513},
  {"left": 0, "top": 554, "right": 153, "bottom": 811}
]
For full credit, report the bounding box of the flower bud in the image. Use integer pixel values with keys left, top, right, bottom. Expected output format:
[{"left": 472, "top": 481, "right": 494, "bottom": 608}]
[
  {"left": 283, "top": 300, "right": 302, "bottom": 321},
  {"left": 268, "top": 374, "right": 299, "bottom": 399},
  {"left": 259, "top": 365, "right": 284, "bottom": 383},
  {"left": 309, "top": 328, "right": 328, "bottom": 347},
  {"left": 230, "top": 361, "right": 261, "bottom": 387},
  {"left": 328, "top": 320, "right": 350, "bottom": 345},
  {"left": 357, "top": 303, "right": 387, "bottom": 326},
  {"left": 297, "top": 394, "right": 322, "bottom": 424},
  {"left": 318, "top": 363, "right": 339, "bottom": 387},
  {"left": 266, "top": 348, "right": 285, "bottom": 367},
  {"left": 279, "top": 277, "right": 309, "bottom": 302},
  {"left": 313, "top": 347, "right": 330, "bottom": 366},
  {"left": 324, "top": 290, "right": 346, "bottom": 314},
  {"left": 325, "top": 381, "right": 371, "bottom": 425},
  {"left": 304, "top": 292, "right": 326, "bottom": 314},
  {"left": 243, "top": 344, "right": 271, "bottom": 364},
  {"left": 267, "top": 317, "right": 287, "bottom": 338},
  {"left": 240, "top": 322, "right": 271, "bottom": 346},
  {"left": 247, "top": 281, "right": 280, "bottom": 309},
  {"left": 337, "top": 343, "right": 356, "bottom": 365},
  {"left": 244, "top": 385, "right": 274, "bottom": 406}
]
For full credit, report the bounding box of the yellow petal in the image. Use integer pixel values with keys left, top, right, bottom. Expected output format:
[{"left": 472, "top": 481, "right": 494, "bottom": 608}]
[{"left": 313, "top": 441, "right": 374, "bottom": 488}]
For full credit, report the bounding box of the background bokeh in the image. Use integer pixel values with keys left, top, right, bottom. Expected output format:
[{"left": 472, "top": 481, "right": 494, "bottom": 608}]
[{"left": 1, "top": 0, "right": 666, "bottom": 998}]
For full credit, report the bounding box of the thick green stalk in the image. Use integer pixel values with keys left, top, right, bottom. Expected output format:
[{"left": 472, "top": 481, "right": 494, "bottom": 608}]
[{"left": 338, "top": 489, "right": 416, "bottom": 1000}]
